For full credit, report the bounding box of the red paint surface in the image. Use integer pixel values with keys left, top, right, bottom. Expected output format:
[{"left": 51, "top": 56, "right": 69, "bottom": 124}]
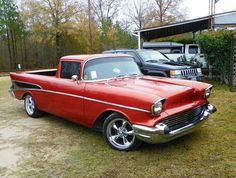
[{"left": 10, "top": 54, "right": 211, "bottom": 128}]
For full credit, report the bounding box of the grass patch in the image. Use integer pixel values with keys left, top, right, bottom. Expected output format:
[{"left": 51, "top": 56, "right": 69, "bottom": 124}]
[{"left": 0, "top": 77, "right": 235, "bottom": 177}]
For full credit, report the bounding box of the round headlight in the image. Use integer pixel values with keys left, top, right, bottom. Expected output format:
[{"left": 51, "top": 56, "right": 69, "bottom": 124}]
[
  {"left": 151, "top": 99, "right": 164, "bottom": 116},
  {"left": 205, "top": 86, "right": 212, "bottom": 98}
]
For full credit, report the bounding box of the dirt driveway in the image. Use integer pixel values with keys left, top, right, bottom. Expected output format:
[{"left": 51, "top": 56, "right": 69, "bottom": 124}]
[{"left": 0, "top": 76, "right": 235, "bottom": 178}]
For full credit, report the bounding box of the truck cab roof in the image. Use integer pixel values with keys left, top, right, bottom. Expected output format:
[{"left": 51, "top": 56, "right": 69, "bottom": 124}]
[{"left": 60, "top": 54, "right": 131, "bottom": 63}]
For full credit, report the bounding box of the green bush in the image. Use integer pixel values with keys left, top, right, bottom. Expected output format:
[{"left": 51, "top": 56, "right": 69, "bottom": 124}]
[
  {"left": 196, "top": 30, "right": 233, "bottom": 83},
  {"left": 177, "top": 55, "right": 203, "bottom": 68},
  {"left": 153, "top": 33, "right": 194, "bottom": 44}
]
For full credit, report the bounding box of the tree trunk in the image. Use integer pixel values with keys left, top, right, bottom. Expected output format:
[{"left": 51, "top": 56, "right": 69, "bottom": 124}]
[
  {"left": 6, "top": 29, "right": 13, "bottom": 71},
  {"left": 88, "top": 0, "right": 93, "bottom": 52},
  {"left": 208, "top": 64, "right": 213, "bottom": 80},
  {"left": 20, "top": 38, "right": 25, "bottom": 69},
  {"left": 23, "top": 37, "right": 27, "bottom": 69},
  {"left": 55, "top": 31, "right": 60, "bottom": 65},
  {"left": 10, "top": 29, "right": 17, "bottom": 69},
  {"left": 12, "top": 30, "right": 18, "bottom": 69}
]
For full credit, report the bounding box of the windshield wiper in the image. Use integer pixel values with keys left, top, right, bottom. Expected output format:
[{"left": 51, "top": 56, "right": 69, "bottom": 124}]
[
  {"left": 159, "top": 59, "right": 169, "bottom": 62},
  {"left": 115, "top": 74, "right": 126, "bottom": 78},
  {"left": 146, "top": 60, "right": 159, "bottom": 63},
  {"left": 114, "top": 74, "right": 139, "bottom": 79},
  {"left": 128, "top": 73, "right": 139, "bottom": 77},
  {"left": 146, "top": 59, "right": 169, "bottom": 63}
]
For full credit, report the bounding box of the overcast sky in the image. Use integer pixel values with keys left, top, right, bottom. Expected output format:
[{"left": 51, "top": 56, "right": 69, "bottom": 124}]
[
  {"left": 183, "top": 0, "right": 236, "bottom": 19},
  {"left": 16, "top": 0, "right": 236, "bottom": 25}
]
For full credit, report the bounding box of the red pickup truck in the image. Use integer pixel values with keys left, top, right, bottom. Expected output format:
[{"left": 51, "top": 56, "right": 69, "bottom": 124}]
[{"left": 9, "top": 54, "right": 216, "bottom": 151}]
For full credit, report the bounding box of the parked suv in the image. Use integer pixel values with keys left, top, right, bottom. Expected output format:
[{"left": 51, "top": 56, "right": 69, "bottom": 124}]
[
  {"left": 103, "top": 49, "right": 203, "bottom": 81},
  {"left": 143, "top": 42, "right": 207, "bottom": 69}
]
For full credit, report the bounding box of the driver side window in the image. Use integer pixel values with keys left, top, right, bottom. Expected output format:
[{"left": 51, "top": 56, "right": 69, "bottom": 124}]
[{"left": 61, "top": 62, "right": 81, "bottom": 79}]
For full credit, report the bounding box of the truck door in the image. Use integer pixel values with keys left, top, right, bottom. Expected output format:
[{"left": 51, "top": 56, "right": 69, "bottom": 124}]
[{"left": 47, "top": 61, "right": 85, "bottom": 124}]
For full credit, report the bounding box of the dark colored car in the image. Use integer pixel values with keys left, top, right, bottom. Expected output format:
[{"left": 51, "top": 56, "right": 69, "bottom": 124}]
[{"left": 103, "top": 49, "right": 203, "bottom": 81}]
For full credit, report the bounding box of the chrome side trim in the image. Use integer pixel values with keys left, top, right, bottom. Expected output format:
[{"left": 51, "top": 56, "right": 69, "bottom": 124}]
[
  {"left": 30, "top": 89, "right": 84, "bottom": 99},
  {"left": 83, "top": 96, "right": 150, "bottom": 113},
  {"left": 13, "top": 88, "right": 150, "bottom": 113}
]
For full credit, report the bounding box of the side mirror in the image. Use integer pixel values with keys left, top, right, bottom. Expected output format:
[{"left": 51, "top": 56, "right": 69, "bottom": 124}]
[{"left": 71, "top": 75, "right": 78, "bottom": 81}]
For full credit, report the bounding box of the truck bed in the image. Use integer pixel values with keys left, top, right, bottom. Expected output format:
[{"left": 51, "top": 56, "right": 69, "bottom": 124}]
[
  {"left": 10, "top": 69, "right": 58, "bottom": 91},
  {"left": 23, "top": 69, "right": 57, "bottom": 76}
]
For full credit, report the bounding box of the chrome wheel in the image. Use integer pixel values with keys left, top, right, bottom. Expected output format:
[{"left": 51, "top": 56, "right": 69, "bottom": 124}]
[
  {"left": 25, "top": 95, "right": 35, "bottom": 115},
  {"left": 106, "top": 118, "right": 135, "bottom": 150}
]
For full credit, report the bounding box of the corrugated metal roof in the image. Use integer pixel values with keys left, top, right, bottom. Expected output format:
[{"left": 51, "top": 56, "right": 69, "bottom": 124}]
[
  {"left": 215, "top": 11, "right": 236, "bottom": 26},
  {"left": 143, "top": 42, "right": 184, "bottom": 47},
  {"left": 135, "top": 10, "right": 236, "bottom": 40}
]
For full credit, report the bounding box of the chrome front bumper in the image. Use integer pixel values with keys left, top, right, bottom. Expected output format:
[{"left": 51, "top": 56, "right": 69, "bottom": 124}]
[
  {"left": 132, "top": 104, "right": 216, "bottom": 144},
  {"left": 183, "top": 75, "right": 203, "bottom": 81}
]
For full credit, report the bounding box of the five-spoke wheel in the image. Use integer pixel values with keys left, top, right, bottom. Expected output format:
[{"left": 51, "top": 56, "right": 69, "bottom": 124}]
[
  {"left": 103, "top": 113, "right": 141, "bottom": 151},
  {"left": 24, "top": 94, "right": 42, "bottom": 118}
]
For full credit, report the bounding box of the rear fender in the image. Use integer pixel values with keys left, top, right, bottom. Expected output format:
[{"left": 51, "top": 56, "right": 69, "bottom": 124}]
[{"left": 14, "top": 90, "right": 33, "bottom": 100}]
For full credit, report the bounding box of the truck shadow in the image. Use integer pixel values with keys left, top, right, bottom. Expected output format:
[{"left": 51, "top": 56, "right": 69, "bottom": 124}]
[
  {"left": 40, "top": 112, "right": 207, "bottom": 152},
  {"left": 140, "top": 132, "right": 202, "bottom": 150}
]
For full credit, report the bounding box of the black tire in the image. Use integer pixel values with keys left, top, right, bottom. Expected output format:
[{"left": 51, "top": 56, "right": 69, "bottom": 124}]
[
  {"left": 24, "top": 94, "right": 42, "bottom": 118},
  {"left": 103, "top": 113, "right": 142, "bottom": 151}
]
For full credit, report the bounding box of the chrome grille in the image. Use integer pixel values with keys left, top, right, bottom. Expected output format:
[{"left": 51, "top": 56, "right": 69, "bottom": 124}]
[
  {"left": 163, "top": 106, "right": 204, "bottom": 130},
  {"left": 181, "top": 69, "right": 198, "bottom": 77}
]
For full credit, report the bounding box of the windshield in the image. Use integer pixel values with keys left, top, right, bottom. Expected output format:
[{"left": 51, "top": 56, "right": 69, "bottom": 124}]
[
  {"left": 137, "top": 50, "right": 170, "bottom": 63},
  {"left": 83, "top": 57, "right": 141, "bottom": 80}
]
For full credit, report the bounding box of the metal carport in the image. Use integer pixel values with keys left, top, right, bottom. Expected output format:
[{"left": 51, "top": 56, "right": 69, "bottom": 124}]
[{"left": 135, "top": 10, "right": 236, "bottom": 49}]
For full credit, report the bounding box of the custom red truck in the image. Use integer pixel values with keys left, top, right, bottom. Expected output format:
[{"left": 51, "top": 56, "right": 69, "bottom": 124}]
[{"left": 9, "top": 54, "right": 216, "bottom": 151}]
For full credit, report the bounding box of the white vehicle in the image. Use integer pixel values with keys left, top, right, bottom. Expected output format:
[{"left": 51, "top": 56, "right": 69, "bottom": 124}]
[{"left": 143, "top": 42, "right": 207, "bottom": 69}]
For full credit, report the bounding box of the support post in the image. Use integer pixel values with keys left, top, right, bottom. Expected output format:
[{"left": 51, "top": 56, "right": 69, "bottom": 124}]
[
  {"left": 192, "top": 32, "right": 196, "bottom": 43},
  {"left": 138, "top": 31, "right": 141, "bottom": 49}
]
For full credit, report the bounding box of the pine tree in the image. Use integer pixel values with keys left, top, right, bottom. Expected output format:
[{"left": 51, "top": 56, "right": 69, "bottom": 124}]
[{"left": 0, "top": 0, "right": 24, "bottom": 70}]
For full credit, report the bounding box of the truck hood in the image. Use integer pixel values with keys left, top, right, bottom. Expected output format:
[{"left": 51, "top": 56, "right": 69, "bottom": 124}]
[
  {"left": 145, "top": 61, "right": 193, "bottom": 70},
  {"left": 106, "top": 75, "right": 205, "bottom": 111}
]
